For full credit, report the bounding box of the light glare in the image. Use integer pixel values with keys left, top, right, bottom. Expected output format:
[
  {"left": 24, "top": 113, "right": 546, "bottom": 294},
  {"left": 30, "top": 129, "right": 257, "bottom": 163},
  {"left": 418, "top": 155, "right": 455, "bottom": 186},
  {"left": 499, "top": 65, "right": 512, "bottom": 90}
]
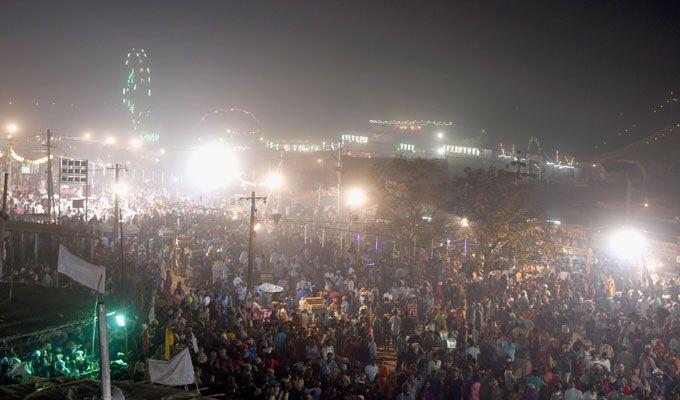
[
  {"left": 265, "top": 172, "right": 283, "bottom": 189},
  {"left": 346, "top": 187, "right": 366, "bottom": 207},
  {"left": 609, "top": 228, "right": 646, "bottom": 262},
  {"left": 187, "top": 142, "right": 240, "bottom": 191}
]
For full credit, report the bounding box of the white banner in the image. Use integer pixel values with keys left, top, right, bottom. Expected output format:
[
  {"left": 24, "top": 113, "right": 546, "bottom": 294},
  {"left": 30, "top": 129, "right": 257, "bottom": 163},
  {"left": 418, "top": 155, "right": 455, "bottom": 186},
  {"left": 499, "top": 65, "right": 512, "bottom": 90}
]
[
  {"left": 57, "top": 245, "right": 105, "bottom": 294},
  {"left": 148, "top": 348, "right": 195, "bottom": 386}
]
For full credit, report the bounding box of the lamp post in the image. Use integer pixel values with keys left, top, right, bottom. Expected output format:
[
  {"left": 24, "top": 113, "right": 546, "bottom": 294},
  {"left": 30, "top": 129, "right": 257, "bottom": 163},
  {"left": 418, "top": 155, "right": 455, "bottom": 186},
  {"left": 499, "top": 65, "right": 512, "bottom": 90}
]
[
  {"left": 609, "top": 228, "right": 648, "bottom": 284},
  {"left": 346, "top": 187, "right": 367, "bottom": 254}
]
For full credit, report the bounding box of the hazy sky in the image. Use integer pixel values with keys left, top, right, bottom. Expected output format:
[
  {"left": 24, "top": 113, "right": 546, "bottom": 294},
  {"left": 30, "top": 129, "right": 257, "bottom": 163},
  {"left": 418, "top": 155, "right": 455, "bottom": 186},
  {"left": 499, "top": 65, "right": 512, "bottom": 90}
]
[{"left": 1, "top": 1, "right": 679, "bottom": 156}]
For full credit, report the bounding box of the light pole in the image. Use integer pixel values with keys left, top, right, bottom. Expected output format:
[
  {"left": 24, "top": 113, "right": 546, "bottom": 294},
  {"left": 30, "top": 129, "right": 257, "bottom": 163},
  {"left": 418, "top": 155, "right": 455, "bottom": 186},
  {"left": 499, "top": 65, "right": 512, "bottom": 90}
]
[
  {"left": 460, "top": 217, "right": 469, "bottom": 258},
  {"left": 346, "top": 187, "right": 367, "bottom": 254}
]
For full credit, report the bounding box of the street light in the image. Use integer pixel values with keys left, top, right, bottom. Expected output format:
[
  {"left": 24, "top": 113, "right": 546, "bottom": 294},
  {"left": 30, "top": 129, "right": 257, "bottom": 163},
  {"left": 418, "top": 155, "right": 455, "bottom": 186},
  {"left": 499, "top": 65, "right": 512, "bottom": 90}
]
[
  {"left": 265, "top": 172, "right": 283, "bottom": 189},
  {"left": 130, "top": 138, "right": 142, "bottom": 150},
  {"left": 112, "top": 182, "right": 128, "bottom": 197},
  {"left": 105, "top": 136, "right": 117, "bottom": 145},
  {"left": 187, "top": 142, "right": 240, "bottom": 191},
  {"left": 460, "top": 217, "right": 469, "bottom": 227},
  {"left": 83, "top": 132, "right": 92, "bottom": 140},
  {"left": 437, "top": 132, "right": 444, "bottom": 139},
  {"left": 609, "top": 228, "right": 646, "bottom": 262},
  {"left": 346, "top": 187, "right": 366, "bottom": 207},
  {"left": 6, "top": 123, "right": 18, "bottom": 134}
]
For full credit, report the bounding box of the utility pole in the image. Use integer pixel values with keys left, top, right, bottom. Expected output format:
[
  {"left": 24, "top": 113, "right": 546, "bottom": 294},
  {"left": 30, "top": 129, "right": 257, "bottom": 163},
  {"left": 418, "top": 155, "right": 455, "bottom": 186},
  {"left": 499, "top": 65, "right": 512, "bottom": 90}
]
[
  {"left": 45, "top": 129, "right": 55, "bottom": 221},
  {"left": 239, "top": 191, "right": 266, "bottom": 296},
  {"left": 626, "top": 175, "right": 631, "bottom": 217},
  {"left": 336, "top": 146, "right": 343, "bottom": 251},
  {"left": 108, "top": 164, "right": 127, "bottom": 280},
  {"left": 276, "top": 150, "right": 284, "bottom": 212}
]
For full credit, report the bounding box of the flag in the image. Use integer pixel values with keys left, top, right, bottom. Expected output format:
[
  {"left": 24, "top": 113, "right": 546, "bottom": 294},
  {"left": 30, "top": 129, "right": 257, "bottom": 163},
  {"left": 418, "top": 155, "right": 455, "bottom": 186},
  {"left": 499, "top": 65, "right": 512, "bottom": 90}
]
[
  {"left": 191, "top": 332, "right": 198, "bottom": 354},
  {"left": 148, "top": 348, "right": 195, "bottom": 386},
  {"left": 164, "top": 328, "right": 174, "bottom": 360},
  {"left": 57, "top": 245, "right": 105, "bottom": 293},
  {"left": 148, "top": 294, "right": 156, "bottom": 323}
]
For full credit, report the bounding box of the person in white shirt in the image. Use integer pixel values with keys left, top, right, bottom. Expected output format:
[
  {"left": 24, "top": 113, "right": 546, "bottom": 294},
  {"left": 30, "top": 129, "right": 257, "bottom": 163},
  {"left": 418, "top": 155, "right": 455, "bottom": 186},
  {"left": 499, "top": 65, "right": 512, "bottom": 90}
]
[
  {"left": 564, "top": 381, "right": 584, "bottom": 400},
  {"left": 365, "top": 360, "right": 379, "bottom": 383}
]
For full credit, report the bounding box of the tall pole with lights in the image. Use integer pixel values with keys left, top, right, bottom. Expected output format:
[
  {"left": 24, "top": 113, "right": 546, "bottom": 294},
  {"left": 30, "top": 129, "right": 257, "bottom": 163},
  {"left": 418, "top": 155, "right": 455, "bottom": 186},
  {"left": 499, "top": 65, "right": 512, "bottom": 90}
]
[
  {"left": 45, "top": 129, "right": 55, "bottom": 221},
  {"left": 108, "top": 163, "right": 127, "bottom": 280},
  {"left": 239, "top": 191, "right": 266, "bottom": 296}
]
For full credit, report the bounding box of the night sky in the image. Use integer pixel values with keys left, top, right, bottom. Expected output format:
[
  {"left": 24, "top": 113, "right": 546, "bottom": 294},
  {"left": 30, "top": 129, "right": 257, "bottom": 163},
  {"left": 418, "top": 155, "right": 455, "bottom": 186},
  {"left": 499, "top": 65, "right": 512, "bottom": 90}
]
[{"left": 1, "top": 1, "right": 679, "bottom": 157}]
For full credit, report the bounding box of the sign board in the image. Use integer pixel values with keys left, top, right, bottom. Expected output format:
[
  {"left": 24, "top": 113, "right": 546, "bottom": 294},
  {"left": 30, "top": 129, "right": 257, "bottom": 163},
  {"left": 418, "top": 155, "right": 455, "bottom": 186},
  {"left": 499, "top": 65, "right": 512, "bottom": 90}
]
[{"left": 60, "top": 158, "right": 88, "bottom": 184}]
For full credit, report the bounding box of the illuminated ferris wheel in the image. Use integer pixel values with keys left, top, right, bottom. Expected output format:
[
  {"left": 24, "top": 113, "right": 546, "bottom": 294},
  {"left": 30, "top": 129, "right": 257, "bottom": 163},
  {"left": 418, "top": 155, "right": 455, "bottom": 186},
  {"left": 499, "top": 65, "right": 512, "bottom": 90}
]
[
  {"left": 122, "top": 48, "right": 156, "bottom": 141},
  {"left": 200, "top": 106, "right": 262, "bottom": 142}
]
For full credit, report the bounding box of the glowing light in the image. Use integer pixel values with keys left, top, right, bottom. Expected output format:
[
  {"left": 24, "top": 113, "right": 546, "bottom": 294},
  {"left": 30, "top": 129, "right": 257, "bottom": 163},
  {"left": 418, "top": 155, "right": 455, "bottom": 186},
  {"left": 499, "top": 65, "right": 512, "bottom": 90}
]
[
  {"left": 644, "top": 202, "right": 649, "bottom": 208},
  {"left": 187, "top": 142, "right": 240, "bottom": 191},
  {"left": 112, "top": 182, "right": 128, "bottom": 196},
  {"left": 115, "top": 314, "right": 126, "bottom": 327},
  {"left": 6, "top": 123, "right": 18, "bottom": 134},
  {"left": 437, "top": 132, "right": 444, "bottom": 139},
  {"left": 460, "top": 217, "right": 469, "bottom": 227},
  {"left": 317, "top": 158, "right": 323, "bottom": 163},
  {"left": 609, "top": 228, "right": 646, "bottom": 262},
  {"left": 105, "top": 136, "right": 117, "bottom": 145},
  {"left": 254, "top": 222, "right": 262, "bottom": 232},
  {"left": 83, "top": 132, "right": 91, "bottom": 140},
  {"left": 346, "top": 187, "right": 367, "bottom": 207},
  {"left": 130, "top": 138, "right": 142, "bottom": 150},
  {"left": 265, "top": 172, "right": 283, "bottom": 189},
  {"left": 159, "top": 148, "right": 166, "bottom": 155}
]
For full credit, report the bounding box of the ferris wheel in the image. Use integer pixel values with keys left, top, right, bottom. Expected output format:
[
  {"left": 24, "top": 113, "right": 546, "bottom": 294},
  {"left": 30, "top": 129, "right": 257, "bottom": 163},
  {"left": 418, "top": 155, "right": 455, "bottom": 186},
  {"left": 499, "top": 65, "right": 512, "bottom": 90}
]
[
  {"left": 122, "top": 49, "right": 153, "bottom": 139},
  {"left": 200, "top": 106, "right": 262, "bottom": 137}
]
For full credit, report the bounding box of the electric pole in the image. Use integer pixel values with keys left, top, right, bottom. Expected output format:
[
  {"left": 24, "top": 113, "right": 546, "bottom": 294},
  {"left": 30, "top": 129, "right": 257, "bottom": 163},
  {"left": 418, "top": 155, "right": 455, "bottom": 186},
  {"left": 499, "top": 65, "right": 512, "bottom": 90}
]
[
  {"left": 336, "top": 146, "right": 343, "bottom": 251},
  {"left": 45, "top": 129, "right": 55, "bottom": 221},
  {"left": 239, "top": 191, "right": 266, "bottom": 296},
  {"left": 108, "top": 164, "right": 127, "bottom": 280}
]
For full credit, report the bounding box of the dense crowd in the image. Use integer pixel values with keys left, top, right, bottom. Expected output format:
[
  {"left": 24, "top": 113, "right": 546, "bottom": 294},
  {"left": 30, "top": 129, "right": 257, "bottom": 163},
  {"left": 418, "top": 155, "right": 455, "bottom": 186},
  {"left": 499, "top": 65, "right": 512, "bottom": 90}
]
[{"left": 1, "top": 198, "right": 679, "bottom": 400}]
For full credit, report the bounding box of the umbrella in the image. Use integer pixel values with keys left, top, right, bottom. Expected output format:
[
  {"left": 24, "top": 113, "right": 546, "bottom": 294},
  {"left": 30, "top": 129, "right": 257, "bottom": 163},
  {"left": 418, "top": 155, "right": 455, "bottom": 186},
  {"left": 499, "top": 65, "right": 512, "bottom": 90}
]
[{"left": 258, "top": 283, "right": 284, "bottom": 293}]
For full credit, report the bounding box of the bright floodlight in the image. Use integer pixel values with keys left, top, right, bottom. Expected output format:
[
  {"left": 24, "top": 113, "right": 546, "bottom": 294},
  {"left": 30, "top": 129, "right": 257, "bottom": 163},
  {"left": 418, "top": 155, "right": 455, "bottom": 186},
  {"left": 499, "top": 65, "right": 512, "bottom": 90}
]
[
  {"left": 187, "top": 142, "right": 240, "bottom": 191},
  {"left": 105, "top": 136, "right": 116, "bottom": 145},
  {"left": 115, "top": 314, "right": 126, "bottom": 327},
  {"left": 130, "top": 138, "right": 142, "bottom": 150},
  {"left": 609, "top": 228, "right": 646, "bottom": 262},
  {"left": 112, "top": 182, "right": 128, "bottom": 196},
  {"left": 265, "top": 172, "right": 283, "bottom": 189},
  {"left": 6, "top": 123, "right": 18, "bottom": 134},
  {"left": 346, "top": 187, "right": 367, "bottom": 207},
  {"left": 460, "top": 217, "right": 469, "bottom": 227}
]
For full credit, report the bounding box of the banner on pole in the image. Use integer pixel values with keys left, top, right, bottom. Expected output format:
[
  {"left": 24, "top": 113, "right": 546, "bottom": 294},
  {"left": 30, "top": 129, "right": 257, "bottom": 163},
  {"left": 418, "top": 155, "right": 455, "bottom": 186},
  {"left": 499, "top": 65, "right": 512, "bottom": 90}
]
[
  {"left": 148, "top": 348, "right": 195, "bottom": 386},
  {"left": 57, "top": 245, "right": 105, "bottom": 293}
]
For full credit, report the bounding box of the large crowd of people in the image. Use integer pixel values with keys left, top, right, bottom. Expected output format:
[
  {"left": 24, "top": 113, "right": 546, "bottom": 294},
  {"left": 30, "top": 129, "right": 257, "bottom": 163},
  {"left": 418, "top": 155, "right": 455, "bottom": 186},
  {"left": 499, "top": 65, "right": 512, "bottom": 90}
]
[{"left": 1, "top": 194, "right": 679, "bottom": 400}]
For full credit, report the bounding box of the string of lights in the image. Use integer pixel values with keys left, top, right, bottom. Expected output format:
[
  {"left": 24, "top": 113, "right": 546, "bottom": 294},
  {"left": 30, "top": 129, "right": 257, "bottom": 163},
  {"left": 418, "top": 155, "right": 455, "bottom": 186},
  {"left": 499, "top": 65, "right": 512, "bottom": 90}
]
[{"left": 594, "top": 89, "right": 679, "bottom": 150}]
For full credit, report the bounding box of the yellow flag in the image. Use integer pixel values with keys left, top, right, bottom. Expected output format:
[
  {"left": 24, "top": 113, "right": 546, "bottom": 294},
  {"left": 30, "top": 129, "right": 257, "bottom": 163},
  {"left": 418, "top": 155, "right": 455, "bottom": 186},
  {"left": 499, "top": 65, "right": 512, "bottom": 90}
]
[{"left": 164, "top": 328, "right": 174, "bottom": 360}]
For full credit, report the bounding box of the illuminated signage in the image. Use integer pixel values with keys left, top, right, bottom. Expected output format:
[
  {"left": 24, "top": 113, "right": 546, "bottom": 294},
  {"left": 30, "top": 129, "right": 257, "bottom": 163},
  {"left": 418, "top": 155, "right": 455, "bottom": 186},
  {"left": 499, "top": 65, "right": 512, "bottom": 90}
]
[
  {"left": 398, "top": 143, "right": 416, "bottom": 152},
  {"left": 441, "top": 145, "right": 480, "bottom": 156},
  {"left": 341, "top": 134, "right": 368, "bottom": 144}
]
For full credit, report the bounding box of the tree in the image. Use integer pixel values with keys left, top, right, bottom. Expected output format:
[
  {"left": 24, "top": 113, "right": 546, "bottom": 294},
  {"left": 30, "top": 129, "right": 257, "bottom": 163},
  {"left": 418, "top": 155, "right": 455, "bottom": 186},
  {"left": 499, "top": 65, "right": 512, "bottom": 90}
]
[
  {"left": 445, "top": 168, "right": 558, "bottom": 272},
  {"left": 368, "top": 157, "right": 456, "bottom": 251}
]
